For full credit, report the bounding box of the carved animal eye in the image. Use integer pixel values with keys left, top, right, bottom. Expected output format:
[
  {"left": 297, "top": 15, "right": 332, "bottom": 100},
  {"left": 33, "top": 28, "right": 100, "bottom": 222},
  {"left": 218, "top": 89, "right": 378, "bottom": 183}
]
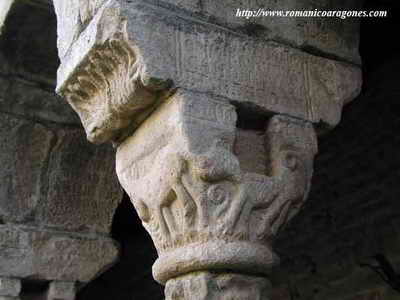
[{"left": 284, "top": 151, "right": 297, "bottom": 170}]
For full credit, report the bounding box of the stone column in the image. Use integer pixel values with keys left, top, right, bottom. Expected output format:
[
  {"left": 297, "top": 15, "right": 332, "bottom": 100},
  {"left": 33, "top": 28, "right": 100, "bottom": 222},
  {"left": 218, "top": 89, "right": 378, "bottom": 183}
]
[{"left": 52, "top": 0, "right": 362, "bottom": 298}]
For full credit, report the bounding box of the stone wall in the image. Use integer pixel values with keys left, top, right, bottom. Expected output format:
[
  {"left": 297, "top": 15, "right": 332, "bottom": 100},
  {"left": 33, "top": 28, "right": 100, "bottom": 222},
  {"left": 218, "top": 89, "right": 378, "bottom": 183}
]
[{"left": 0, "top": 1, "right": 123, "bottom": 298}]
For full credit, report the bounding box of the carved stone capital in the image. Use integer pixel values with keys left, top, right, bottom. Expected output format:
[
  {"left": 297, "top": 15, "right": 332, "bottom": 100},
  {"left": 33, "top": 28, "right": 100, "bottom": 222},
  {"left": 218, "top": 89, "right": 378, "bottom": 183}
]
[{"left": 116, "top": 90, "right": 318, "bottom": 284}]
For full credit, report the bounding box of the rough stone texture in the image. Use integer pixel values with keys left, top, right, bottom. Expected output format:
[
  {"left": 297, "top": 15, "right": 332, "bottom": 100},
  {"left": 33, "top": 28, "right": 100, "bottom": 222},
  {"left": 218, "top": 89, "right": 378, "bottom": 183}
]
[
  {"left": 116, "top": 90, "right": 317, "bottom": 284},
  {"left": 0, "top": 76, "right": 79, "bottom": 125},
  {"left": 0, "top": 225, "right": 118, "bottom": 282},
  {"left": 49, "top": 0, "right": 366, "bottom": 298},
  {"left": 165, "top": 272, "right": 271, "bottom": 300},
  {"left": 0, "top": 113, "right": 122, "bottom": 233},
  {"left": 0, "top": 0, "right": 124, "bottom": 292},
  {"left": 37, "top": 128, "right": 122, "bottom": 234},
  {"left": 234, "top": 129, "right": 267, "bottom": 175},
  {"left": 53, "top": 0, "right": 361, "bottom": 141},
  {"left": 0, "top": 0, "right": 79, "bottom": 125},
  {"left": 75, "top": 57, "right": 400, "bottom": 300},
  {"left": 0, "top": 0, "right": 58, "bottom": 86},
  {"left": 46, "top": 281, "right": 76, "bottom": 300},
  {"left": 0, "top": 114, "right": 54, "bottom": 223},
  {"left": 0, "top": 278, "right": 21, "bottom": 297},
  {"left": 268, "top": 58, "right": 400, "bottom": 299},
  {"left": 156, "top": 0, "right": 363, "bottom": 65}
]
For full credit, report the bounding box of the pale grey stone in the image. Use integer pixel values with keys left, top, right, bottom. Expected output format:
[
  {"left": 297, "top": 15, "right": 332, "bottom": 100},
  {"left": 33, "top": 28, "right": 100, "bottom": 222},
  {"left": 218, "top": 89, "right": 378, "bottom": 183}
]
[
  {"left": 46, "top": 281, "right": 76, "bottom": 300},
  {"left": 0, "top": 278, "right": 21, "bottom": 297},
  {"left": 0, "top": 225, "right": 118, "bottom": 282},
  {"left": 165, "top": 271, "right": 272, "bottom": 300},
  {"left": 234, "top": 129, "right": 267, "bottom": 175},
  {"left": 36, "top": 128, "right": 122, "bottom": 233},
  {"left": 0, "top": 114, "right": 54, "bottom": 223},
  {"left": 116, "top": 90, "right": 317, "bottom": 284},
  {"left": 0, "top": 114, "right": 121, "bottom": 232},
  {"left": 53, "top": 0, "right": 361, "bottom": 145},
  {"left": 0, "top": 77, "right": 80, "bottom": 125},
  {"left": 159, "top": 0, "right": 363, "bottom": 64}
]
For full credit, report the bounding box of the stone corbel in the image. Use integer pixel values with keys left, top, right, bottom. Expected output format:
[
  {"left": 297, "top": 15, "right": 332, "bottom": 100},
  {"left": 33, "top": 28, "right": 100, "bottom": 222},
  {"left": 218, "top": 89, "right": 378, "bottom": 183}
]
[{"left": 53, "top": 0, "right": 172, "bottom": 144}]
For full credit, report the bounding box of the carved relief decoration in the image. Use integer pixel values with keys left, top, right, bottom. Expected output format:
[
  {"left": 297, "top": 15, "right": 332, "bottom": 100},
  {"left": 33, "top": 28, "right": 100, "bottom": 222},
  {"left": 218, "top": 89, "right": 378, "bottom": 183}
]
[{"left": 116, "top": 91, "right": 318, "bottom": 284}]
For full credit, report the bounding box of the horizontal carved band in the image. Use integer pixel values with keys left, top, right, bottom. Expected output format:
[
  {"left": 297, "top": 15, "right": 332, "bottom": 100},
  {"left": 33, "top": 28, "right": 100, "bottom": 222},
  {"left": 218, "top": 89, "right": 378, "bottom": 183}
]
[{"left": 153, "top": 241, "right": 278, "bottom": 284}]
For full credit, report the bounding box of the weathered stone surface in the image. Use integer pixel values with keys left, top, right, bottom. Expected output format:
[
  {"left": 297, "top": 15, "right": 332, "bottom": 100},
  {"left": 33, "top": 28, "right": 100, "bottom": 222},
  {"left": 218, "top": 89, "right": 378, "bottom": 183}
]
[
  {"left": 0, "top": 114, "right": 54, "bottom": 223},
  {"left": 53, "top": 0, "right": 361, "bottom": 141},
  {"left": 158, "top": 0, "right": 363, "bottom": 64},
  {"left": 0, "top": 113, "right": 121, "bottom": 232},
  {"left": 234, "top": 129, "right": 267, "bottom": 175},
  {"left": 165, "top": 272, "right": 271, "bottom": 300},
  {"left": 115, "top": 90, "right": 317, "bottom": 284},
  {"left": 46, "top": 281, "right": 76, "bottom": 300},
  {"left": 0, "top": 0, "right": 59, "bottom": 86},
  {"left": 268, "top": 59, "right": 400, "bottom": 300},
  {"left": 0, "top": 225, "right": 118, "bottom": 282},
  {"left": 0, "top": 76, "right": 80, "bottom": 125},
  {"left": 37, "top": 128, "right": 122, "bottom": 233},
  {"left": 0, "top": 278, "right": 21, "bottom": 297}
]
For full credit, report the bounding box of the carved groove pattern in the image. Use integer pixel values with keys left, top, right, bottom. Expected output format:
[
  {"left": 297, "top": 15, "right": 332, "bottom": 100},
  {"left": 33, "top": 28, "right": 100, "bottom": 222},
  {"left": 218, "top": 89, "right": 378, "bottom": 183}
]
[
  {"left": 61, "top": 32, "right": 157, "bottom": 144},
  {"left": 125, "top": 115, "right": 317, "bottom": 254}
]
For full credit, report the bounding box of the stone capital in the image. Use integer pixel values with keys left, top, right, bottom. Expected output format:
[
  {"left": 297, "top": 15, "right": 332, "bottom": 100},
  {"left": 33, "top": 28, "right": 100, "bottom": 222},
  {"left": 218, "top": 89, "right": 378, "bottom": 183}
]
[{"left": 116, "top": 90, "right": 318, "bottom": 285}]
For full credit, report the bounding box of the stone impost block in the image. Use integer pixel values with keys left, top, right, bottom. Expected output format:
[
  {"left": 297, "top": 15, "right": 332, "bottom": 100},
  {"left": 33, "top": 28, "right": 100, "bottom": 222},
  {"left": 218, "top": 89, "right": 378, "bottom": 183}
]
[
  {"left": 53, "top": 0, "right": 361, "bottom": 144},
  {"left": 116, "top": 90, "right": 317, "bottom": 284},
  {"left": 0, "top": 225, "right": 119, "bottom": 282},
  {"left": 0, "top": 278, "right": 21, "bottom": 297}
]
